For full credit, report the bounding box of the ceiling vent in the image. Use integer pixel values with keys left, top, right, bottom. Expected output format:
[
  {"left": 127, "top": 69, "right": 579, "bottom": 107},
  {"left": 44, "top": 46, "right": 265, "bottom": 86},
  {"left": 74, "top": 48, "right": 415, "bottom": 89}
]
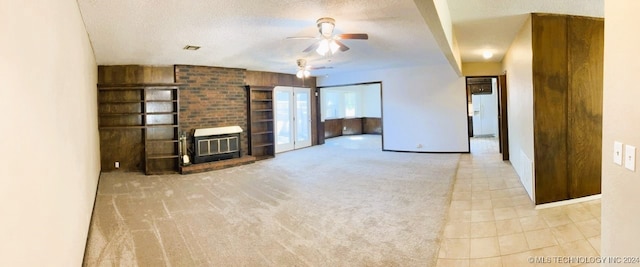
[{"left": 183, "top": 45, "right": 201, "bottom": 51}]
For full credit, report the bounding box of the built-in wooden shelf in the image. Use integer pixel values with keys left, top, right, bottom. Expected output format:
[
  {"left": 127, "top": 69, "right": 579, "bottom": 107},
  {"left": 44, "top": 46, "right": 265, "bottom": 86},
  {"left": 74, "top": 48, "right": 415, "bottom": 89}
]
[
  {"left": 246, "top": 85, "right": 275, "bottom": 160},
  {"left": 98, "top": 83, "right": 181, "bottom": 175}
]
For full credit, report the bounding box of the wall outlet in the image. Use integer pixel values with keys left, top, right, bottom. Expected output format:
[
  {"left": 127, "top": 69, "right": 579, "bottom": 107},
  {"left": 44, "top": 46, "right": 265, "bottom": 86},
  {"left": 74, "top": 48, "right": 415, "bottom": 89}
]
[
  {"left": 343, "top": 126, "right": 347, "bottom": 131},
  {"left": 115, "top": 161, "right": 120, "bottom": 169},
  {"left": 417, "top": 144, "right": 423, "bottom": 148}
]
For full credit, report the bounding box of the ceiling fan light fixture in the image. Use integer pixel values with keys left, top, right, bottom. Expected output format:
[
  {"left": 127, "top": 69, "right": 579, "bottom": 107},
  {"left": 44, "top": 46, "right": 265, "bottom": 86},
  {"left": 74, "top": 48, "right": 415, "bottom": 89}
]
[
  {"left": 329, "top": 40, "right": 340, "bottom": 54},
  {"left": 317, "top": 17, "right": 336, "bottom": 37},
  {"left": 316, "top": 39, "right": 330, "bottom": 56},
  {"left": 296, "top": 69, "right": 311, "bottom": 79}
]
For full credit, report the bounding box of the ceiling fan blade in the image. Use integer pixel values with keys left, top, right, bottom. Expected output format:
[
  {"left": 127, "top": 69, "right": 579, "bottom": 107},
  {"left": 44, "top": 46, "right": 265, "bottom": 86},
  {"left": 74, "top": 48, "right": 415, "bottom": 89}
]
[
  {"left": 335, "top": 33, "right": 369, "bottom": 40},
  {"left": 334, "top": 40, "right": 350, "bottom": 52},
  {"left": 309, "top": 66, "right": 334, "bottom": 70},
  {"left": 303, "top": 42, "right": 320, "bottom": 53},
  {"left": 286, "top": 36, "right": 317, "bottom": 40}
]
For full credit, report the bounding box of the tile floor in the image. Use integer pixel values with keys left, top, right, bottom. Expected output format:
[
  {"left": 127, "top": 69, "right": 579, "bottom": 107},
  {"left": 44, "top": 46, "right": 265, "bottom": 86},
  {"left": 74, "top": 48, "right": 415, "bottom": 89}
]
[{"left": 436, "top": 137, "right": 601, "bottom": 267}]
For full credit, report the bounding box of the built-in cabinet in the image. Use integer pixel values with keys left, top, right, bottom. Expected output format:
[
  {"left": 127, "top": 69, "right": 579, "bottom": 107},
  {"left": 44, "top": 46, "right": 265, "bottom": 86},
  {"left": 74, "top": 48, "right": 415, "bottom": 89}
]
[
  {"left": 245, "top": 85, "right": 275, "bottom": 160},
  {"left": 98, "top": 83, "right": 180, "bottom": 174},
  {"left": 531, "top": 13, "right": 603, "bottom": 204}
]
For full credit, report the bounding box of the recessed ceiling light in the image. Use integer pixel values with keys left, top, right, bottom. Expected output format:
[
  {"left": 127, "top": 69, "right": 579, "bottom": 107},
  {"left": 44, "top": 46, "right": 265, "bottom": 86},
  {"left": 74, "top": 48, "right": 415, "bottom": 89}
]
[
  {"left": 482, "top": 51, "right": 493, "bottom": 59},
  {"left": 183, "top": 45, "right": 201, "bottom": 51}
]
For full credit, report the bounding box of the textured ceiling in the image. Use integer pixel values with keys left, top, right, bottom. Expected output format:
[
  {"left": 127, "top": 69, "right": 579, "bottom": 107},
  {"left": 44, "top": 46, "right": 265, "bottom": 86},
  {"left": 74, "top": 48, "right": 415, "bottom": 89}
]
[
  {"left": 77, "top": 0, "right": 604, "bottom": 77},
  {"left": 448, "top": 0, "right": 603, "bottom": 62},
  {"left": 77, "top": 0, "right": 444, "bottom": 77}
]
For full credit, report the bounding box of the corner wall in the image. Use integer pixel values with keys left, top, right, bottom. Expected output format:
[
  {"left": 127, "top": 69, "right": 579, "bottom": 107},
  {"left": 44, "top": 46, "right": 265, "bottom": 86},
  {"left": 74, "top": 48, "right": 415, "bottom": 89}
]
[
  {"left": 0, "top": 0, "right": 100, "bottom": 265},
  {"left": 318, "top": 64, "right": 468, "bottom": 152},
  {"left": 601, "top": 0, "right": 640, "bottom": 261},
  {"left": 502, "top": 16, "right": 535, "bottom": 200}
]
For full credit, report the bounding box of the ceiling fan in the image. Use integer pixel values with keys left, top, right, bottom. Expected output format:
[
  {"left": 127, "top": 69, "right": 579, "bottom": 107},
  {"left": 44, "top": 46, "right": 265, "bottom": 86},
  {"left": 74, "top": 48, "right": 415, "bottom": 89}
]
[
  {"left": 295, "top": 59, "right": 332, "bottom": 78},
  {"left": 288, "top": 17, "right": 369, "bottom": 56}
]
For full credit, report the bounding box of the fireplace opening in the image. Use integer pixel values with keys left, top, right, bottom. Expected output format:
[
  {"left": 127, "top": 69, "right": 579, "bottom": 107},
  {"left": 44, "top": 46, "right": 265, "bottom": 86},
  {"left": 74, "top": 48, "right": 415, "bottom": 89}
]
[{"left": 193, "top": 126, "right": 242, "bottom": 164}]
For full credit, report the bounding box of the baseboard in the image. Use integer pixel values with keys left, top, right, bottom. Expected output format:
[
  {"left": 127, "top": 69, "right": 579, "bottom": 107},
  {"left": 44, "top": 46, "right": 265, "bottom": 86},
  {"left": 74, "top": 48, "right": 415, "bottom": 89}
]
[{"left": 535, "top": 194, "right": 601, "bottom": 210}]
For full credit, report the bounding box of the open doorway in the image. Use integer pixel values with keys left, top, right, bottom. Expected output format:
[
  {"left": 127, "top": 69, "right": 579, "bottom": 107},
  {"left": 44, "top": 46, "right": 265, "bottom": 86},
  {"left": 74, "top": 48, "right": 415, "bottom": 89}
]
[
  {"left": 466, "top": 76, "right": 509, "bottom": 159},
  {"left": 318, "top": 82, "right": 383, "bottom": 149}
]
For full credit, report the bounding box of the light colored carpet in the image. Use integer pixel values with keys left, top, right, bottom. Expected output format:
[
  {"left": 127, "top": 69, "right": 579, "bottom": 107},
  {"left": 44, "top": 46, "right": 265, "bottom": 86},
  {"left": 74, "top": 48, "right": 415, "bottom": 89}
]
[{"left": 83, "top": 135, "right": 460, "bottom": 266}]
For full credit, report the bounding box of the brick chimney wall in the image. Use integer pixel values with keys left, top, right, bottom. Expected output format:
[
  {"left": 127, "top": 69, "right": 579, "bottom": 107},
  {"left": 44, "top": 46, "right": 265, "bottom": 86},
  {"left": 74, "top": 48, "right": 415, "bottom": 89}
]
[{"left": 175, "top": 65, "right": 248, "bottom": 157}]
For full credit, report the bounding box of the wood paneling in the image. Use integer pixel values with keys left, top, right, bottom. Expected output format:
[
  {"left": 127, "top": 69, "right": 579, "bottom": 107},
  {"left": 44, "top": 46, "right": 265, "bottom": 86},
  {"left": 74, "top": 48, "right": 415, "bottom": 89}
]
[
  {"left": 533, "top": 14, "right": 569, "bottom": 204},
  {"left": 531, "top": 14, "right": 603, "bottom": 204},
  {"left": 324, "top": 119, "right": 343, "bottom": 138},
  {"left": 342, "top": 118, "right": 363, "bottom": 135},
  {"left": 99, "top": 65, "right": 174, "bottom": 84},
  {"left": 567, "top": 17, "right": 604, "bottom": 198},
  {"left": 363, "top": 117, "right": 382, "bottom": 134}
]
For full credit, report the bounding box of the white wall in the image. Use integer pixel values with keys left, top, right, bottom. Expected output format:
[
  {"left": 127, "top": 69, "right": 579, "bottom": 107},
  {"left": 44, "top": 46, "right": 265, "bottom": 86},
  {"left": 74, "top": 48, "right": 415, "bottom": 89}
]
[
  {"left": 360, "top": 84, "right": 382, "bottom": 118},
  {"left": 318, "top": 64, "right": 468, "bottom": 152},
  {"left": 0, "top": 0, "right": 100, "bottom": 266},
  {"left": 462, "top": 62, "right": 503, "bottom": 76},
  {"left": 502, "top": 16, "right": 535, "bottom": 200},
  {"left": 601, "top": 1, "right": 640, "bottom": 262}
]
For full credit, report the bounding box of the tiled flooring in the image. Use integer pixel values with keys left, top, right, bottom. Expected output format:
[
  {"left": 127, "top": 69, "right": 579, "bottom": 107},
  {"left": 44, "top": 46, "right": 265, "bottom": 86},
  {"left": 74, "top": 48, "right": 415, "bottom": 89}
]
[{"left": 436, "top": 137, "right": 601, "bottom": 267}]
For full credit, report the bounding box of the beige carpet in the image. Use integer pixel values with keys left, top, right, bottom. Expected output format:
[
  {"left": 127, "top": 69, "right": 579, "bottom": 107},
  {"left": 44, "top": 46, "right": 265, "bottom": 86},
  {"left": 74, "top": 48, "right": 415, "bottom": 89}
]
[{"left": 83, "top": 135, "right": 460, "bottom": 266}]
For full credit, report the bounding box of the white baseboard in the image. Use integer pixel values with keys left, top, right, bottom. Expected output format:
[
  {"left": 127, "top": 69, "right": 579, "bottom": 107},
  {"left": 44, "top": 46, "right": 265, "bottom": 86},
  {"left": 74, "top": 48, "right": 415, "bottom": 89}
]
[{"left": 535, "top": 194, "right": 601, "bottom": 210}]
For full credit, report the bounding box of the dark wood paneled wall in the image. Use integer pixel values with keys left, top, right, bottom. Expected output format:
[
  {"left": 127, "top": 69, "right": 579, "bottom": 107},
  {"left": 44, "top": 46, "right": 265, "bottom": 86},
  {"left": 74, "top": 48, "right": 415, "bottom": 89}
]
[
  {"left": 324, "top": 119, "right": 343, "bottom": 138},
  {"left": 99, "top": 65, "right": 174, "bottom": 84},
  {"left": 342, "top": 118, "right": 363, "bottom": 135},
  {"left": 567, "top": 16, "right": 604, "bottom": 199},
  {"left": 363, "top": 117, "right": 383, "bottom": 134},
  {"left": 532, "top": 14, "right": 569, "bottom": 204},
  {"left": 98, "top": 65, "right": 175, "bottom": 172},
  {"left": 245, "top": 71, "right": 319, "bottom": 146},
  {"left": 324, "top": 117, "right": 382, "bottom": 139},
  {"left": 531, "top": 14, "right": 603, "bottom": 204}
]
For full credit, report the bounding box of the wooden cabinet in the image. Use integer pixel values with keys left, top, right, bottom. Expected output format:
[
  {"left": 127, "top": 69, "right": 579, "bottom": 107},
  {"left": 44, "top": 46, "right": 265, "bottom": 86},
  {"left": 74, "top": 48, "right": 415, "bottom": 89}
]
[
  {"left": 469, "top": 83, "right": 492, "bottom": 95},
  {"left": 98, "top": 83, "right": 180, "bottom": 174},
  {"left": 245, "top": 86, "right": 275, "bottom": 160}
]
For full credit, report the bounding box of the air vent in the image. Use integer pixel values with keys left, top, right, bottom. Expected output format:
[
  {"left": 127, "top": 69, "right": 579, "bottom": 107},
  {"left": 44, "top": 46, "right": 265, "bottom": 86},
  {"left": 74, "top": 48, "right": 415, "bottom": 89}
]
[{"left": 183, "top": 45, "right": 201, "bottom": 51}]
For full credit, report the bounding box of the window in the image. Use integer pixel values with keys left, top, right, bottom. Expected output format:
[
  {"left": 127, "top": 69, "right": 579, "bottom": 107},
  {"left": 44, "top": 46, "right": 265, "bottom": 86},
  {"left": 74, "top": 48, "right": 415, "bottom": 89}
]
[{"left": 344, "top": 92, "right": 357, "bottom": 117}]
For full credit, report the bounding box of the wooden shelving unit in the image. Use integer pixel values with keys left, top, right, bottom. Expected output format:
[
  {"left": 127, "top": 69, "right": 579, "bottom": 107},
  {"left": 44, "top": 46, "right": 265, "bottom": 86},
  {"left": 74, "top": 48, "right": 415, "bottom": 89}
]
[
  {"left": 245, "top": 85, "right": 275, "bottom": 160},
  {"left": 98, "top": 83, "right": 181, "bottom": 174}
]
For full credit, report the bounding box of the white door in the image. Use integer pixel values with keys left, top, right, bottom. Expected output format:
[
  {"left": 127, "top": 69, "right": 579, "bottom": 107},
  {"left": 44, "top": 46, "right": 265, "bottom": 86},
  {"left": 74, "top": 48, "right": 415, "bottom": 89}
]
[{"left": 274, "top": 86, "right": 312, "bottom": 153}]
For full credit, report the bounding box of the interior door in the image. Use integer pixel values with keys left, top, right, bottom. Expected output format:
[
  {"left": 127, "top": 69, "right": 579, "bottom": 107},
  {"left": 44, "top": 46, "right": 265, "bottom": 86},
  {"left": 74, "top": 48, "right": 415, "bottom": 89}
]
[
  {"left": 274, "top": 86, "right": 311, "bottom": 153},
  {"left": 498, "top": 75, "right": 509, "bottom": 160}
]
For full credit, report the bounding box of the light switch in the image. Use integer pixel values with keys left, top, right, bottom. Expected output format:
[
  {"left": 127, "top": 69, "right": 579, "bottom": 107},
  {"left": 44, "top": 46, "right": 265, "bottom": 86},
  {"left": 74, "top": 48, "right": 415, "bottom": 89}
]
[
  {"left": 625, "top": 145, "right": 636, "bottom": 171},
  {"left": 614, "top": 141, "right": 623, "bottom": 165}
]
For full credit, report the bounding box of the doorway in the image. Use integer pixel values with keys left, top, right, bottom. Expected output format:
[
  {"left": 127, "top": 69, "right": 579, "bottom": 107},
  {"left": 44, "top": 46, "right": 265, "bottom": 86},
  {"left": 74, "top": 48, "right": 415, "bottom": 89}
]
[
  {"left": 466, "top": 75, "right": 509, "bottom": 160},
  {"left": 274, "top": 86, "right": 312, "bottom": 153}
]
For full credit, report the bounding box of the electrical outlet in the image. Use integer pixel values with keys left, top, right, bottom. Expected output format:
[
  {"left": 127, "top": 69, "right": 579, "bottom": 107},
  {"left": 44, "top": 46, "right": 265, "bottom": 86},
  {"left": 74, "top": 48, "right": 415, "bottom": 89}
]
[
  {"left": 115, "top": 161, "right": 120, "bottom": 169},
  {"left": 417, "top": 144, "right": 423, "bottom": 149}
]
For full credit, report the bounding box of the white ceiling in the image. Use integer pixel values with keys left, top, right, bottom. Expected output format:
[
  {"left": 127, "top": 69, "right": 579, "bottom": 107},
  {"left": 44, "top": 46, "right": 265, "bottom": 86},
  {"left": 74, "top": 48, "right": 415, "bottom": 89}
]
[
  {"left": 448, "top": 0, "right": 603, "bottom": 62},
  {"left": 77, "top": 0, "right": 603, "bottom": 77}
]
